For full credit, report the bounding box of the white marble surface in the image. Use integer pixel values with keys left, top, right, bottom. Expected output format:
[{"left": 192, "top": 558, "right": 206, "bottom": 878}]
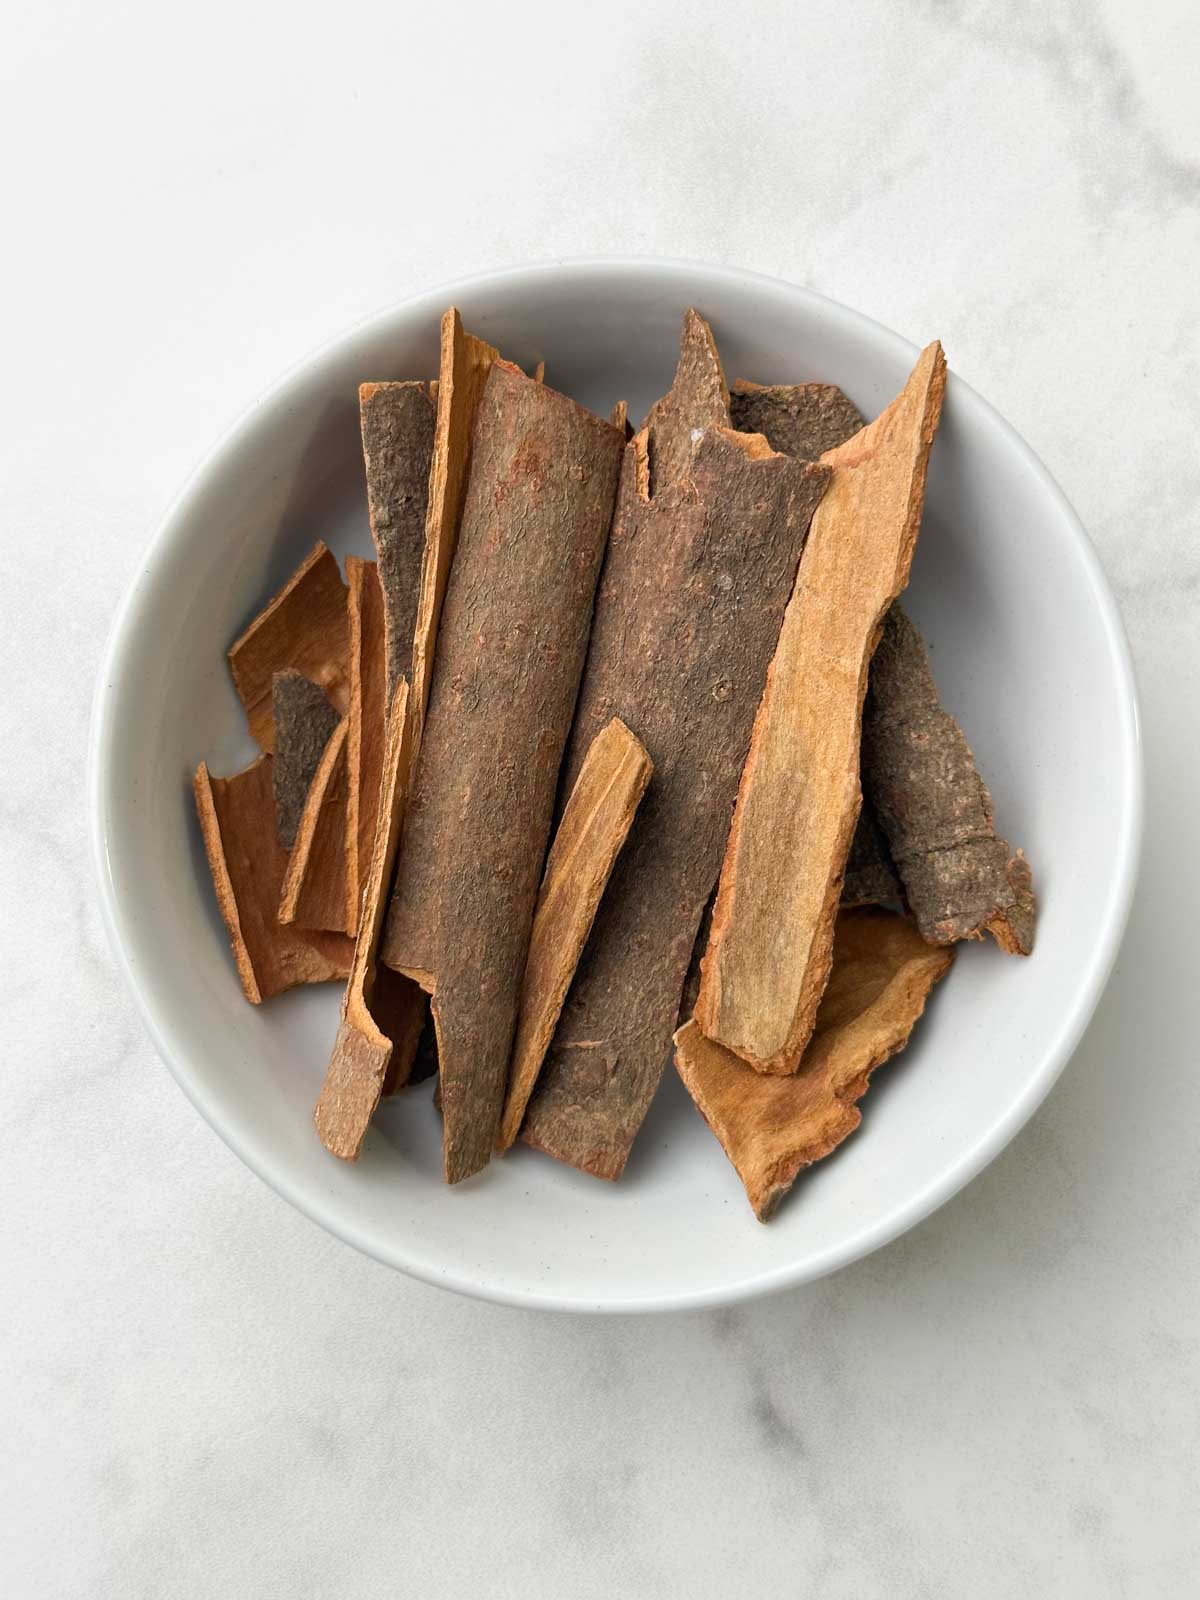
[{"left": 3, "top": 1, "right": 1197, "bottom": 1593}]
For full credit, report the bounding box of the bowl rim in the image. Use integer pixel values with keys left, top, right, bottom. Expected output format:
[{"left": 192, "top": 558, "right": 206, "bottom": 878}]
[{"left": 88, "top": 255, "right": 1144, "bottom": 1313}]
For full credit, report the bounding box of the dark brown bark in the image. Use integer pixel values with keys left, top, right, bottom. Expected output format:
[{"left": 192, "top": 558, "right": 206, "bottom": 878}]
[
  {"left": 862, "top": 606, "right": 1036, "bottom": 952},
  {"left": 730, "top": 381, "right": 865, "bottom": 461},
  {"left": 359, "top": 382, "right": 436, "bottom": 696},
  {"left": 271, "top": 670, "right": 340, "bottom": 849},
  {"left": 522, "top": 428, "right": 830, "bottom": 1181},
  {"left": 381, "top": 362, "right": 624, "bottom": 1183},
  {"left": 842, "top": 798, "right": 904, "bottom": 909}
]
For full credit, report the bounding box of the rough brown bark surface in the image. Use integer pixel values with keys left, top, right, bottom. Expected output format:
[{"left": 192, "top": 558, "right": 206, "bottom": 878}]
[
  {"left": 498, "top": 718, "right": 651, "bottom": 1152},
  {"left": 842, "top": 799, "right": 904, "bottom": 909},
  {"left": 644, "top": 308, "right": 729, "bottom": 495},
  {"left": 194, "top": 755, "right": 352, "bottom": 1004},
  {"left": 695, "top": 342, "right": 947, "bottom": 1073},
  {"left": 675, "top": 910, "right": 953, "bottom": 1219},
  {"left": 730, "top": 380, "right": 865, "bottom": 461},
  {"left": 271, "top": 670, "right": 340, "bottom": 849},
  {"left": 278, "top": 717, "right": 352, "bottom": 932},
  {"left": 226, "top": 543, "right": 350, "bottom": 751},
  {"left": 863, "top": 606, "right": 1036, "bottom": 951},
  {"left": 521, "top": 350, "right": 831, "bottom": 1180},
  {"left": 359, "top": 381, "right": 436, "bottom": 695},
  {"left": 381, "top": 362, "right": 624, "bottom": 1183}
]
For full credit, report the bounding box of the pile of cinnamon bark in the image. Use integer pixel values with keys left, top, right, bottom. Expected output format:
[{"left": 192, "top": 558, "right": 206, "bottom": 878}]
[{"left": 194, "top": 308, "right": 1035, "bottom": 1220}]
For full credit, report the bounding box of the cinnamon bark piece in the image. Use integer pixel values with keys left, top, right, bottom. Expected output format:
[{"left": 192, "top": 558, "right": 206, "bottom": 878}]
[
  {"left": 497, "top": 718, "right": 652, "bottom": 1152},
  {"left": 271, "top": 670, "right": 340, "bottom": 849},
  {"left": 314, "top": 681, "right": 419, "bottom": 1159},
  {"left": 345, "top": 557, "right": 388, "bottom": 932},
  {"left": 382, "top": 363, "right": 624, "bottom": 1183},
  {"left": 644, "top": 308, "right": 730, "bottom": 494},
  {"left": 227, "top": 543, "right": 351, "bottom": 751},
  {"left": 842, "top": 799, "right": 904, "bottom": 909},
  {"left": 675, "top": 909, "right": 953, "bottom": 1219},
  {"left": 278, "top": 718, "right": 352, "bottom": 932},
  {"left": 863, "top": 606, "right": 1036, "bottom": 952},
  {"left": 522, "top": 327, "right": 831, "bottom": 1181},
  {"left": 695, "top": 342, "right": 947, "bottom": 1074},
  {"left": 609, "top": 400, "right": 629, "bottom": 437},
  {"left": 358, "top": 381, "right": 436, "bottom": 695},
  {"left": 730, "top": 381, "right": 866, "bottom": 461},
  {"left": 348, "top": 312, "right": 507, "bottom": 1093},
  {"left": 193, "top": 756, "right": 353, "bottom": 1004}
]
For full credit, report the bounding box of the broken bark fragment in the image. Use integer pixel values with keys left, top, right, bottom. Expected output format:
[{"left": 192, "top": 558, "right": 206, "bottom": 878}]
[
  {"left": 696, "top": 342, "right": 947, "bottom": 1074},
  {"left": 498, "top": 718, "right": 652, "bottom": 1152},
  {"left": 271, "top": 670, "right": 340, "bottom": 849},
  {"left": 644, "top": 307, "right": 730, "bottom": 495},
  {"left": 278, "top": 717, "right": 353, "bottom": 932},
  {"left": 730, "top": 380, "right": 866, "bottom": 461},
  {"left": 227, "top": 542, "right": 350, "bottom": 751},
  {"left": 345, "top": 557, "right": 388, "bottom": 933},
  {"left": 314, "top": 681, "right": 417, "bottom": 1159},
  {"left": 675, "top": 910, "right": 953, "bottom": 1219},
  {"left": 193, "top": 755, "right": 352, "bottom": 1004},
  {"left": 358, "top": 381, "right": 436, "bottom": 696},
  {"left": 382, "top": 362, "right": 624, "bottom": 1183},
  {"left": 863, "top": 606, "right": 1036, "bottom": 952},
  {"left": 842, "top": 798, "right": 904, "bottom": 910},
  {"left": 522, "top": 315, "right": 831, "bottom": 1182}
]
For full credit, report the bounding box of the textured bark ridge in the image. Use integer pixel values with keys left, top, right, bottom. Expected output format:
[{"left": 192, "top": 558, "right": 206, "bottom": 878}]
[
  {"left": 227, "top": 543, "right": 350, "bottom": 752},
  {"left": 358, "top": 381, "right": 436, "bottom": 695},
  {"left": 345, "top": 558, "right": 388, "bottom": 933},
  {"left": 278, "top": 717, "right": 352, "bottom": 932},
  {"left": 382, "top": 362, "right": 624, "bottom": 1183},
  {"left": 675, "top": 910, "right": 953, "bottom": 1219},
  {"left": 314, "top": 681, "right": 418, "bottom": 1159},
  {"left": 644, "top": 308, "right": 730, "bottom": 494},
  {"left": 730, "top": 380, "right": 866, "bottom": 461},
  {"left": 498, "top": 718, "right": 652, "bottom": 1152},
  {"left": 271, "top": 670, "right": 340, "bottom": 849},
  {"left": 842, "top": 798, "right": 904, "bottom": 909},
  {"left": 193, "top": 756, "right": 353, "bottom": 1004},
  {"left": 521, "top": 317, "right": 832, "bottom": 1182},
  {"left": 863, "top": 606, "right": 1036, "bottom": 952},
  {"left": 696, "top": 342, "right": 947, "bottom": 1074}
]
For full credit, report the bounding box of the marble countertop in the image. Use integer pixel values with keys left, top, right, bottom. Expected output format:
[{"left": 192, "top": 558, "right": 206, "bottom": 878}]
[{"left": 4, "top": 1, "right": 1197, "bottom": 1593}]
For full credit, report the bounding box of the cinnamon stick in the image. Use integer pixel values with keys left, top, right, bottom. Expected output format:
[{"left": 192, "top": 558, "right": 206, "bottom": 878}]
[
  {"left": 314, "top": 681, "right": 419, "bottom": 1159},
  {"left": 358, "top": 381, "right": 436, "bottom": 695},
  {"left": 675, "top": 910, "right": 953, "bottom": 1219},
  {"left": 193, "top": 755, "right": 352, "bottom": 1004},
  {"left": 497, "top": 718, "right": 652, "bottom": 1152},
  {"left": 226, "top": 542, "right": 350, "bottom": 751},
  {"left": 521, "top": 313, "right": 830, "bottom": 1181},
  {"left": 354, "top": 312, "right": 508, "bottom": 1093},
  {"left": 695, "top": 342, "right": 947, "bottom": 1074},
  {"left": 345, "top": 557, "right": 388, "bottom": 932},
  {"left": 382, "top": 362, "right": 624, "bottom": 1183},
  {"left": 278, "top": 718, "right": 352, "bottom": 933},
  {"left": 271, "top": 670, "right": 340, "bottom": 849},
  {"left": 863, "top": 606, "right": 1036, "bottom": 951}
]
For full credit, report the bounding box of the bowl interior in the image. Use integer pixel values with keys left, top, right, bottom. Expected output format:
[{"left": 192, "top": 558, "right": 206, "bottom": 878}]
[{"left": 92, "top": 262, "right": 1139, "bottom": 1310}]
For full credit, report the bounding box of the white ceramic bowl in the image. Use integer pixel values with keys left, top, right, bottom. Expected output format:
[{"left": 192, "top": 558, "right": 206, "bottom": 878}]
[{"left": 90, "top": 260, "right": 1141, "bottom": 1312}]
